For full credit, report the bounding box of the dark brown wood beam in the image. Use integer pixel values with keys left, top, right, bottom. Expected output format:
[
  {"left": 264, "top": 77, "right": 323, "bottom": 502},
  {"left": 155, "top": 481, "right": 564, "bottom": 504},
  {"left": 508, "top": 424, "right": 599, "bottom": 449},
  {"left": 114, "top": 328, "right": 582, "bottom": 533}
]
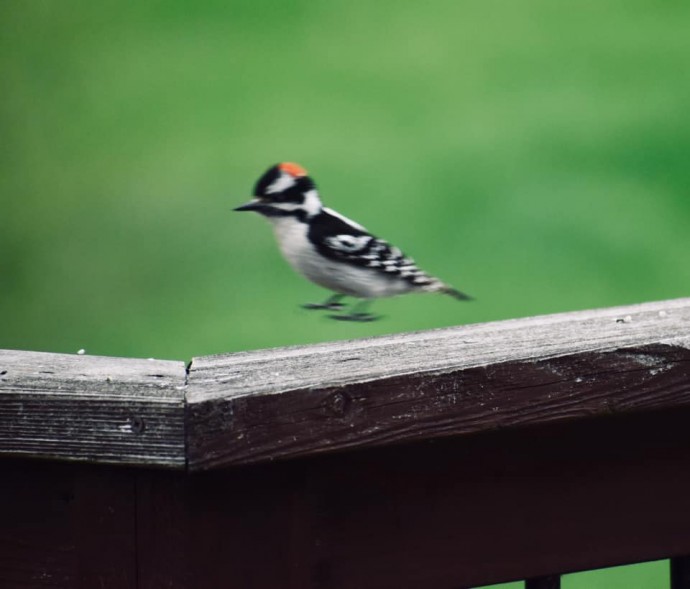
[
  {"left": 2, "top": 296, "right": 690, "bottom": 588},
  {"left": 6, "top": 408, "right": 689, "bottom": 588},
  {"left": 2, "top": 298, "right": 689, "bottom": 470},
  {"left": 186, "top": 298, "right": 690, "bottom": 469}
]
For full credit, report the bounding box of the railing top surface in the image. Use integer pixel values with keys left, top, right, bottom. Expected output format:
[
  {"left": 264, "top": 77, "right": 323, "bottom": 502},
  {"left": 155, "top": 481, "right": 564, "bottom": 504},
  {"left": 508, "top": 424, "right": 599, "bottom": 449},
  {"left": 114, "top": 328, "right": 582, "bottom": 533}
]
[
  {"left": 187, "top": 297, "right": 690, "bottom": 403},
  {"left": 2, "top": 297, "right": 690, "bottom": 469}
]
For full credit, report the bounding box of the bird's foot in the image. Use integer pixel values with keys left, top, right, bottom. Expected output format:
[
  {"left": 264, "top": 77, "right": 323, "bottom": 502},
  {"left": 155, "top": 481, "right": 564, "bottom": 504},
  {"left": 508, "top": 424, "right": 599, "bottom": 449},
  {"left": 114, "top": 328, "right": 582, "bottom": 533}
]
[
  {"left": 302, "top": 294, "right": 346, "bottom": 311},
  {"left": 302, "top": 302, "right": 346, "bottom": 311},
  {"left": 329, "top": 312, "right": 380, "bottom": 322}
]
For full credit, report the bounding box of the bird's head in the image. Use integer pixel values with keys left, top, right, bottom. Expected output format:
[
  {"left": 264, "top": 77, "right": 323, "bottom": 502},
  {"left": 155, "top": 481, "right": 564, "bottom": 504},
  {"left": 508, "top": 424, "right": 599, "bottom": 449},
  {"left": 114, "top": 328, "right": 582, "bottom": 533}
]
[{"left": 234, "top": 162, "right": 323, "bottom": 220}]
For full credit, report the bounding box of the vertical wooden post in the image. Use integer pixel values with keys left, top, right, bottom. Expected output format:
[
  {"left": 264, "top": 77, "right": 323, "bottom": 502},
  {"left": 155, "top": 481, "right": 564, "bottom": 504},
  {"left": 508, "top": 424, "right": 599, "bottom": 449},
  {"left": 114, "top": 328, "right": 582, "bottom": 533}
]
[
  {"left": 671, "top": 556, "right": 690, "bottom": 589},
  {"left": 526, "top": 575, "right": 561, "bottom": 589}
]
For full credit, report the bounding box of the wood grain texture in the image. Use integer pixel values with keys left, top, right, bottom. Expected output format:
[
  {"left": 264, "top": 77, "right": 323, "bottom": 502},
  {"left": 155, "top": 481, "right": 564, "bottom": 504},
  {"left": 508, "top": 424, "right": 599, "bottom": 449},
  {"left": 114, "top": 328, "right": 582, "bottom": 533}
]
[
  {"left": 0, "top": 350, "right": 187, "bottom": 467},
  {"left": 187, "top": 297, "right": 690, "bottom": 469},
  {"left": 2, "top": 298, "right": 689, "bottom": 469}
]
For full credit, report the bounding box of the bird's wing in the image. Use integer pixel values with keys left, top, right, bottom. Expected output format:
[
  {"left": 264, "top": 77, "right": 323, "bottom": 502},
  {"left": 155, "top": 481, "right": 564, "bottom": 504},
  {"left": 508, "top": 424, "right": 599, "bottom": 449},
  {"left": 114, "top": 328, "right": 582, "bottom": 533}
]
[{"left": 309, "top": 210, "right": 436, "bottom": 286}]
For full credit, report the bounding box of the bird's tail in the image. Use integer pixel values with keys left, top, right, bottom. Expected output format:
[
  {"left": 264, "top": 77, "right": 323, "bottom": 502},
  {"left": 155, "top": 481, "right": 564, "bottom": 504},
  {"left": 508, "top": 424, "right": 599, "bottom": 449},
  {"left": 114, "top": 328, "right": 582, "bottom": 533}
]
[{"left": 439, "top": 284, "right": 473, "bottom": 301}]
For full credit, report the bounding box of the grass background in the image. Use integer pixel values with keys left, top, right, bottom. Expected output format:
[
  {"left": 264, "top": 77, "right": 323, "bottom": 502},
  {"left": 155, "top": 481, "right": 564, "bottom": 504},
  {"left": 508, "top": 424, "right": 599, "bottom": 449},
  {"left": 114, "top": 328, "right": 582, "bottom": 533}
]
[{"left": 1, "top": 2, "right": 688, "bottom": 586}]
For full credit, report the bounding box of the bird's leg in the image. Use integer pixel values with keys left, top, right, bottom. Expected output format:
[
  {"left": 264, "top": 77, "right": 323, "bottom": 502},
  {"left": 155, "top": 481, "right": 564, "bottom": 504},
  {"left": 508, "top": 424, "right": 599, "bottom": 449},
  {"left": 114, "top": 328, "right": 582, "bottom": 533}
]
[
  {"left": 330, "top": 299, "right": 380, "bottom": 322},
  {"left": 302, "top": 293, "right": 346, "bottom": 311}
]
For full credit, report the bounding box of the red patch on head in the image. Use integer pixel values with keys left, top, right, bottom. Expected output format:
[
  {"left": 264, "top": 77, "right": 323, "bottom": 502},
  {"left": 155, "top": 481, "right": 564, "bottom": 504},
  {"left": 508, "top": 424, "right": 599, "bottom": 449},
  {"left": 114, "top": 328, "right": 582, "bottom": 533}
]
[{"left": 278, "top": 162, "right": 308, "bottom": 177}]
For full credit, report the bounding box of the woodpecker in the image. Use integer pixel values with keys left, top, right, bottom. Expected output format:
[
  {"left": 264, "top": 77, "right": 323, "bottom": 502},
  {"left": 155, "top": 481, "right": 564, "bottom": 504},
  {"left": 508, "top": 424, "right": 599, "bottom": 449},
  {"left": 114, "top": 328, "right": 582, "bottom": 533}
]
[{"left": 234, "top": 162, "right": 471, "bottom": 321}]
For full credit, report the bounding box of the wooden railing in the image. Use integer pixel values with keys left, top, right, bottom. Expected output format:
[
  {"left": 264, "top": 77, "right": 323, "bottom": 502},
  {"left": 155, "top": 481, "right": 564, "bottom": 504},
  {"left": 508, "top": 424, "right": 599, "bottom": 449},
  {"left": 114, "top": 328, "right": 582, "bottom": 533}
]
[{"left": 2, "top": 298, "right": 690, "bottom": 588}]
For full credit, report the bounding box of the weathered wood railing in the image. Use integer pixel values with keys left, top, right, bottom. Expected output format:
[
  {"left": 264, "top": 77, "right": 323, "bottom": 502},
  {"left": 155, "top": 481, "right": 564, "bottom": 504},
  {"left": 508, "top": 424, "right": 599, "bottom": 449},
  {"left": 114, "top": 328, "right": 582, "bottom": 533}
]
[{"left": 2, "top": 298, "right": 690, "bottom": 588}]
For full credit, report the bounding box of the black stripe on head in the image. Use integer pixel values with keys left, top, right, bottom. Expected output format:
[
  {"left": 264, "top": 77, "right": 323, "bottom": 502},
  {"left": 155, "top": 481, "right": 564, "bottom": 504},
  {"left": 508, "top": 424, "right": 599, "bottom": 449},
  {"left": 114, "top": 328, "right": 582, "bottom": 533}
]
[
  {"left": 253, "top": 164, "right": 316, "bottom": 203},
  {"left": 253, "top": 165, "right": 281, "bottom": 195}
]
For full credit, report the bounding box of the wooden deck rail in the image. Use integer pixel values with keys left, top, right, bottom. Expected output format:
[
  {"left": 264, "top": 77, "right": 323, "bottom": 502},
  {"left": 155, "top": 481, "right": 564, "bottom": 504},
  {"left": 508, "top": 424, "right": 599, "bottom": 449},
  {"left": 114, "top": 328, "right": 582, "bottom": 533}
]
[{"left": 1, "top": 298, "right": 690, "bottom": 588}]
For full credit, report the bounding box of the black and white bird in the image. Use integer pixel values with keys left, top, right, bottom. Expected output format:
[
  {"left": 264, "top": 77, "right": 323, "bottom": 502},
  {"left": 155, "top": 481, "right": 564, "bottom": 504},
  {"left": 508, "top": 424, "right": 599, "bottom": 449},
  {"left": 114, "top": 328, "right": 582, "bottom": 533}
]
[{"left": 234, "top": 162, "right": 471, "bottom": 321}]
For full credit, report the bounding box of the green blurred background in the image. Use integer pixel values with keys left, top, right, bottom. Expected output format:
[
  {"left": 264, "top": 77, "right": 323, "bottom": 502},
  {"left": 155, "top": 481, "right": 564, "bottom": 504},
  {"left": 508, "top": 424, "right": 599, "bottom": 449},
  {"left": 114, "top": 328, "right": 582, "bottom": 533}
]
[
  {"left": 2, "top": 0, "right": 689, "bottom": 361},
  {"left": 1, "top": 2, "right": 688, "bottom": 585}
]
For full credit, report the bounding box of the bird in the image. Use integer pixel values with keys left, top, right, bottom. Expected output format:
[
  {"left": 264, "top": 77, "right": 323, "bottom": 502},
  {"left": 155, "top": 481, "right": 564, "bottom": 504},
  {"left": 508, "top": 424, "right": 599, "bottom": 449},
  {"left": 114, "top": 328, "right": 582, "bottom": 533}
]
[{"left": 234, "top": 162, "right": 472, "bottom": 321}]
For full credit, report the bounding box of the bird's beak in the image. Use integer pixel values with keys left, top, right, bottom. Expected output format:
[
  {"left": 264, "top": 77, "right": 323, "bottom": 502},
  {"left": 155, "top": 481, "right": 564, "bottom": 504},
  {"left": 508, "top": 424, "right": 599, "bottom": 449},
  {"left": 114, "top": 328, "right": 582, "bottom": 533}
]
[{"left": 234, "top": 199, "right": 262, "bottom": 212}]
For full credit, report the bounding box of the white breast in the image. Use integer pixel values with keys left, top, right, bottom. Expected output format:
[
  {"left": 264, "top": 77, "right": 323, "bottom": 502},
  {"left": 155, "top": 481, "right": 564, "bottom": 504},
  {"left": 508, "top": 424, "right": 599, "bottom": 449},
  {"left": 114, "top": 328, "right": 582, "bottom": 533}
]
[{"left": 268, "top": 217, "right": 413, "bottom": 298}]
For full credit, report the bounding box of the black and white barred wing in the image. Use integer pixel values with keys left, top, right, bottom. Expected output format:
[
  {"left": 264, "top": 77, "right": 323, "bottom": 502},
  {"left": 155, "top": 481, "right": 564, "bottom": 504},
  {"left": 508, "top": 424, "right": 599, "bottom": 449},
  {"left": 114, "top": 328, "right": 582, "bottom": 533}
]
[
  {"left": 321, "top": 233, "right": 438, "bottom": 289},
  {"left": 309, "top": 208, "right": 472, "bottom": 300}
]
